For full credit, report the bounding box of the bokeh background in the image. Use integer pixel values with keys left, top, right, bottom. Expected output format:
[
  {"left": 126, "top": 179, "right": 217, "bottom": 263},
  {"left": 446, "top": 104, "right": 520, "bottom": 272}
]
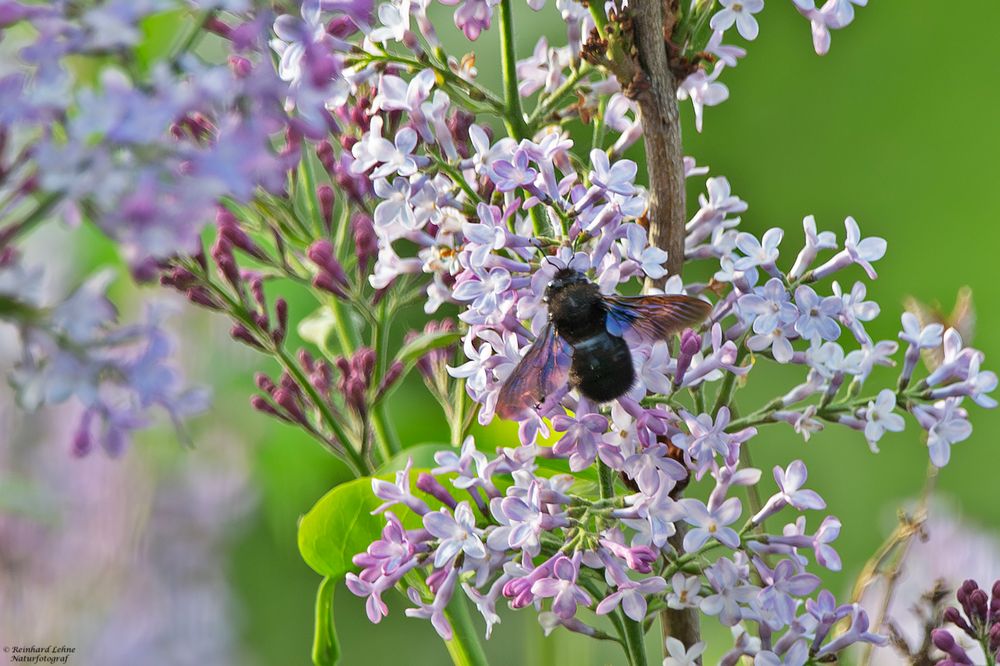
[{"left": 2, "top": 2, "right": 1000, "bottom": 665}]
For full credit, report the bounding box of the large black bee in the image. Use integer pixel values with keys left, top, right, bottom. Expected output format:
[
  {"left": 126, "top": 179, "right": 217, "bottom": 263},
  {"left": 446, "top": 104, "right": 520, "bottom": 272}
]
[{"left": 496, "top": 267, "right": 712, "bottom": 420}]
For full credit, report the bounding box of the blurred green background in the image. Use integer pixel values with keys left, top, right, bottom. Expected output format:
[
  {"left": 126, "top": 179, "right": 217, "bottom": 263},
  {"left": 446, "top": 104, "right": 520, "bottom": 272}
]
[{"left": 8, "top": 2, "right": 1000, "bottom": 665}]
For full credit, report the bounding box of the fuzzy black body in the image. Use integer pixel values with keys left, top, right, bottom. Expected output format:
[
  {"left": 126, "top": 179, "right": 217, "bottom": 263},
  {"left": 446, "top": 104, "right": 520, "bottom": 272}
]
[
  {"left": 545, "top": 269, "right": 636, "bottom": 402},
  {"left": 495, "top": 267, "right": 711, "bottom": 421}
]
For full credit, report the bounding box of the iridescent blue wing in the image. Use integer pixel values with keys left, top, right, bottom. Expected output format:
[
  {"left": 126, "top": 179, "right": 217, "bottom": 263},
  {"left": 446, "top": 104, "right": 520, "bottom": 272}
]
[
  {"left": 604, "top": 294, "right": 712, "bottom": 340},
  {"left": 495, "top": 324, "right": 572, "bottom": 421}
]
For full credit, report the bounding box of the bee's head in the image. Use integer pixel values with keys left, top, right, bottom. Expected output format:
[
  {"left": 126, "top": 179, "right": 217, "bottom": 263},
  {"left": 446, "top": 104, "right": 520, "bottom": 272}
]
[{"left": 545, "top": 267, "right": 586, "bottom": 300}]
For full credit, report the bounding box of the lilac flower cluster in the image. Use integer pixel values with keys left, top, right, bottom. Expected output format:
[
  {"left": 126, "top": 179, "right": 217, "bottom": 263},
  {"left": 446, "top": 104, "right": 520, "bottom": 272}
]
[
  {"left": 0, "top": 2, "right": 316, "bottom": 451},
  {"left": 0, "top": 0, "right": 989, "bottom": 664},
  {"left": 290, "top": 0, "right": 996, "bottom": 659},
  {"left": 0, "top": 2, "right": 302, "bottom": 274},
  {"left": 349, "top": 444, "right": 889, "bottom": 662},
  {"left": 0, "top": 250, "right": 206, "bottom": 456}
]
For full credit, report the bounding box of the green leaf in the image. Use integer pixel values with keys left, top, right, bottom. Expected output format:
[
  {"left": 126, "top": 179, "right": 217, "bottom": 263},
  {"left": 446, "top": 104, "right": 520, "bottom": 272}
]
[
  {"left": 311, "top": 577, "right": 340, "bottom": 666},
  {"left": 298, "top": 306, "right": 339, "bottom": 355},
  {"left": 136, "top": 10, "right": 187, "bottom": 69},
  {"left": 395, "top": 330, "right": 461, "bottom": 367},
  {"left": 377, "top": 443, "right": 451, "bottom": 474},
  {"left": 298, "top": 477, "right": 387, "bottom": 579}
]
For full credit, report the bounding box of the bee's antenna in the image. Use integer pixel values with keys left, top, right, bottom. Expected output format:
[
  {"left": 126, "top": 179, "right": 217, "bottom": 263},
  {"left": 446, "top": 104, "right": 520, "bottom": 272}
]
[{"left": 543, "top": 256, "right": 560, "bottom": 269}]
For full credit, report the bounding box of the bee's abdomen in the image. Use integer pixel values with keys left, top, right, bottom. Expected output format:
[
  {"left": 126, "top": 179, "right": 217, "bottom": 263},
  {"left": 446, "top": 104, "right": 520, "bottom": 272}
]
[{"left": 569, "top": 333, "right": 635, "bottom": 403}]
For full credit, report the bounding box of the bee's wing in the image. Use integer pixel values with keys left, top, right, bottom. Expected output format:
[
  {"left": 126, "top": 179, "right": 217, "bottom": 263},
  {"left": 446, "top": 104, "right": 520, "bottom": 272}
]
[
  {"left": 604, "top": 294, "right": 712, "bottom": 341},
  {"left": 495, "top": 324, "right": 572, "bottom": 421}
]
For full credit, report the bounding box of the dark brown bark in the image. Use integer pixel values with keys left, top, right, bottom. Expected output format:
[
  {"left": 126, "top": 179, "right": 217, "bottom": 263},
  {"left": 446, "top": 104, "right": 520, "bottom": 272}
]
[
  {"left": 628, "top": 0, "right": 700, "bottom": 658},
  {"left": 630, "top": 0, "right": 687, "bottom": 285}
]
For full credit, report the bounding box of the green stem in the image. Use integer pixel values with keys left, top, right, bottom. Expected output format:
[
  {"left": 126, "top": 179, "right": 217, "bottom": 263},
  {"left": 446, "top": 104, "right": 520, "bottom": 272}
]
[
  {"left": 352, "top": 53, "right": 505, "bottom": 113},
  {"left": 496, "top": 0, "right": 549, "bottom": 237},
  {"left": 590, "top": 93, "right": 607, "bottom": 154},
  {"left": 431, "top": 153, "right": 482, "bottom": 204},
  {"left": 598, "top": 460, "right": 615, "bottom": 499},
  {"left": 450, "top": 379, "right": 467, "bottom": 446},
  {"left": 172, "top": 9, "right": 213, "bottom": 60},
  {"left": 370, "top": 297, "right": 401, "bottom": 458},
  {"left": 598, "top": 462, "right": 648, "bottom": 665},
  {"left": 622, "top": 612, "right": 649, "bottom": 666},
  {"left": 0, "top": 193, "right": 62, "bottom": 246},
  {"left": 443, "top": 595, "right": 491, "bottom": 666},
  {"left": 498, "top": 0, "right": 529, "bottom": 140},
  {"left": 588, "top": 0, "right": 608, "bottom": 37},
  {"left": 529, "top": 64, "right": 592, "bottom": 128}
]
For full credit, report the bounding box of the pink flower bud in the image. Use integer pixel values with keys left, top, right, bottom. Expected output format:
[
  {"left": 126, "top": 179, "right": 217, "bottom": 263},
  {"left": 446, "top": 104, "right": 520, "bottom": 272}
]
[{"left": 231, "top": 324, "right": 263, "bottom": 350}]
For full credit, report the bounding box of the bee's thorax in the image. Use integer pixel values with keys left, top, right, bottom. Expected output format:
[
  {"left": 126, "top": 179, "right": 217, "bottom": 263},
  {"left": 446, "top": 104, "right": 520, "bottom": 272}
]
[{"left": 546, "top": 280, "right": 606, "bottom": 345}]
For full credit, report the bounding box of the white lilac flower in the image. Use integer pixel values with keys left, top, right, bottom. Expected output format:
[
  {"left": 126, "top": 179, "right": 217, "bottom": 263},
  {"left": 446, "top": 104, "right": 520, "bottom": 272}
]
[
  {"left": 705, "top": 30, "right": 747, "bottom": 66},
  {"left": 862, "top": 389, "right": 905, "bottom": 450},
  {"left": 911, "top": 399, "right": 973, "bottom": 467},
  {"left": 469, "top": 124, "right": 517, "bottom": 174},
  {"left": 663, "top": 637, "right": 707, "bottom": 666},
  {"left": 666, "top": 573, "right": 703, "bottom": 610},
  {"left": 833, "top": 281, "right": 879, "bottom": 334},
  {"left": 794, "top": 0, "right": 868, "bottom": 55},
  {"left": 812, "top": 217, "right": 886, "bottom": 280},
  {"left": 899, "top": 311, "right": 944, "bottom": 349},
  {"left": 446, "top": 336, "right": 494, "bottom": 394},
  {"left": 605, "top": 94, "right": 643, "bottom": 156},
  {"left": 701, "top": 557, "right": 759, "bottom": 626},
  {"left": 793, "top": 285, "right": 843, "bottom": 342},
  {"left": 710, "top": 0, "right": 764, "bottom": 40},
  {"left": 789, "top": 215, "right": 837, "bottom": 279},
  {"left": 374, "top": 68, "right": 433, "bottom": 112},
  {"left": 368, "top": 127, "right": 420, "bottom": 178},
  {"left": 677, "top": 63, "right": 729, "bottom": 133},
  {"left": 734, "top": 228, "right": 783, "bottom": 273},
  {"left": 747, "top": 323, "right": 796, "bottom": 363},
  {"left": 739, "top": 277, "right": 798, "bottom": 333},
  {"left": 622, "top": 224, "right": 670, "bottom": 279},
  {"left": 271, "top": 0, "right": 327, "bottom": 82},
  {"left": 752, "top": 460, "right": 826, "bottom": 525},
  {"left": 368, "top": 0, "right": 411, "bottom": 43},
  {"left": 590, "top": 150, "right": 638, "bottom": 197},
  {"left": 805, "top": 341, "right": 861, "bottom": 380},
  {"left": 423, "top": 501, "right": 487, "bottom": 567},
  {"left": 516, "top": 37, "right": 566, "bottom": 97},
  {"left": 679, "top": 497, "right": 743, "bottom": 551},
  {"left": 372, "top": 177, "right": 417, "bottom": 234}
]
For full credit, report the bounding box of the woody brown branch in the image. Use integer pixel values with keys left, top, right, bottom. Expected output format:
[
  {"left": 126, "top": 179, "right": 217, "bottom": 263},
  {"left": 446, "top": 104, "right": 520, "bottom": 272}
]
[
  {"left": 585, "top": 0, "right": 687, "bottom": 285},
  {"left": 630, "top": 0, "right": 687, "bottom": 286},
  {"left": 587, "top": 0, "right": 703, "bottom": 660}
]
